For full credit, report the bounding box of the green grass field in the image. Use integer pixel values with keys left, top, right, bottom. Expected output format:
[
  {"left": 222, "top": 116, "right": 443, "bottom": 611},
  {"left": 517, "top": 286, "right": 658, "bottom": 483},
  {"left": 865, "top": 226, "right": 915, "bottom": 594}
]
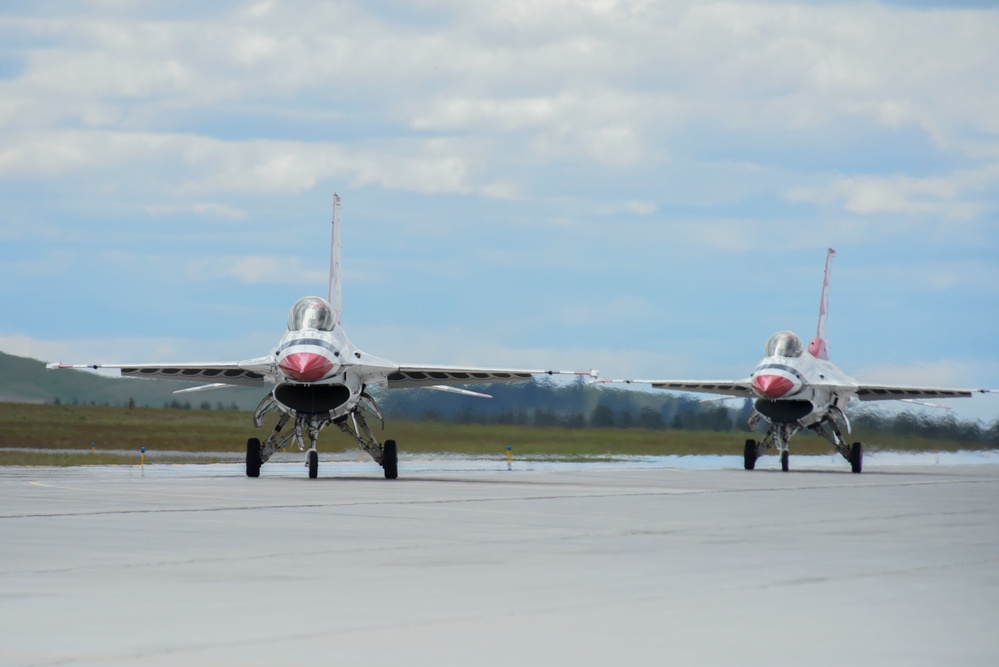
[{"left": 0, "top": 402, "right": 993, "bottom": 466}]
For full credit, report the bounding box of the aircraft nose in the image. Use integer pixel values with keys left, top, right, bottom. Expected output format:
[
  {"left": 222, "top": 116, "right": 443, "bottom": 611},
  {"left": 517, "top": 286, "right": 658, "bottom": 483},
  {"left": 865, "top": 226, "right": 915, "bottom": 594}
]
[
  {"left": 752, "top": 374, "right": 796, "bottom": 399},
  {"left": 279, "top": 352, "right": 334, "bottom": 383}
]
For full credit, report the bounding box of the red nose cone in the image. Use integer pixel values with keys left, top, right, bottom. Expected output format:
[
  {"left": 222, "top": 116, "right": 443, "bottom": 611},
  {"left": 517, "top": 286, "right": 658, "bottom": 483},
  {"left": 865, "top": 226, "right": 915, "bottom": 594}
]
[
  {"left": 279, "top": 352, "right": 334, "bottom": 383},
  {"left": 753, "top": 374, "right": 795, "bottom": 399}
]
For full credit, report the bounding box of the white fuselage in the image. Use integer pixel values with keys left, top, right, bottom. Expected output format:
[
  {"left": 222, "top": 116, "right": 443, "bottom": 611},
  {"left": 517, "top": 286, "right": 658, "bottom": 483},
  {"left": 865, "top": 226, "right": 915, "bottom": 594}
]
[
  {"left": 750, "top": 352, "right": 858, "bottom": 427},
  {"left": 272, "top": 327, "right": 362, "bottom": 417},
  {"left": 270, "top": 322, "right": 397, "bottom": 419}
]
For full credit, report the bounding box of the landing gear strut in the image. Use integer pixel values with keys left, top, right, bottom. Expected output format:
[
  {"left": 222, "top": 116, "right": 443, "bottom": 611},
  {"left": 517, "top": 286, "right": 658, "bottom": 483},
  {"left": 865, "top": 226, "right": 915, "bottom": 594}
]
[
  {"left": 746, "top": 422, "right": 798, "bottom": 472},
  {"left": 335, "top": 410, "right": 399, "bottom": 480},
  {"left": 810, "top": 415, "right": 864, "bottom": 474}
]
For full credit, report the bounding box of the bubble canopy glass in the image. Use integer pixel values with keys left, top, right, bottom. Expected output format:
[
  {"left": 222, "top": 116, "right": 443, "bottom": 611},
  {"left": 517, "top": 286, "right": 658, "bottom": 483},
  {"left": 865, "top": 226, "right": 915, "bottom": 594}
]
[
  {"left": 764, "top": 331, "right": 804, "bottom": 358},
  {"left": 288, "top": 296, "right": 335, "bottom": 332}
]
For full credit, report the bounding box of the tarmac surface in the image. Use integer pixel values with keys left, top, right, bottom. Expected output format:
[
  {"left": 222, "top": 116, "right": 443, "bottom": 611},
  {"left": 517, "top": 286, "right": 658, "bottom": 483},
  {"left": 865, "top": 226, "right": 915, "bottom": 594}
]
[{"left": 2, "top": 456, "right": 998, "bottom": 666}]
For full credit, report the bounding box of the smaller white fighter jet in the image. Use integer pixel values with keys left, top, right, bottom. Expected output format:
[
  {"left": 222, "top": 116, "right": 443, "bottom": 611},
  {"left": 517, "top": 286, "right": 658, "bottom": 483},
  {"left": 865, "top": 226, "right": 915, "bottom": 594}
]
[
  {"left": 608, "top": 249, "right": 992, "bottom": 473},
  {"left": 50, "top": 195, "right": 594, "bottom": 479}
]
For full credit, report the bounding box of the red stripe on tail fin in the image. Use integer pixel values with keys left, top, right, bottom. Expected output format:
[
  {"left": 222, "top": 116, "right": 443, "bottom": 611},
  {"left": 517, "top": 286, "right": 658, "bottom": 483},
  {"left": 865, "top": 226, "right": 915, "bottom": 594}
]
[{"left": 807, "top": 248, "right": 835, "bottom": 360}]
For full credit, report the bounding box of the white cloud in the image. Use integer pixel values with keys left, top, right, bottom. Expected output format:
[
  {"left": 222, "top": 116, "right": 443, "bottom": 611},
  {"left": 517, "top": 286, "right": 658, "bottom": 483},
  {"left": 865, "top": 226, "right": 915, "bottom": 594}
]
[
  {"left": 850, "top": 259, "right": 999, "bottom": 294},
  {"left": 0, "top": 130, "right": 508, "bottom": 197},
  {"left": 595, "top": 200, "right": 658, "bottom": 216},
  {"left": 187, "top": 255, "right": 327, "bottom": 285},
  {"left": 145, "top": 202, "right": 247, "bottom": 220},
  {"left": 3, "top": 1, "right": 997, "bottom": 183},
  {"left": 786, "top": 166, "right": 999, "bottom": 219},
  {"left": 0, "top": 0, "right": 995, "bottom": 252}
]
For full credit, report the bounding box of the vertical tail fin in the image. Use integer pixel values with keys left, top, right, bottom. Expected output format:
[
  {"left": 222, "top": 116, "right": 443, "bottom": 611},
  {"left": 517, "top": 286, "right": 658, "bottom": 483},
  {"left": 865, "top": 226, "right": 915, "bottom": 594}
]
[
  {"left": 807, "top": 248, "right": 835, "bottom": 360},
  {"left": 328, "top": 193, "right": 342, "bottom": 325}
]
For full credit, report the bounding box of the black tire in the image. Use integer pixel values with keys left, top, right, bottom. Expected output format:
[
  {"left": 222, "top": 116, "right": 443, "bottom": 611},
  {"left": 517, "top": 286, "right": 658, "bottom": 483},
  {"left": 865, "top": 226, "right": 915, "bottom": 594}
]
[
  {"left": 850, "top": 442, "right": 863, "bottom": 474},
  {"left": 781, "top": 450, "right": 789, "bottom": 472},
  {"left": 246, "top": 438, "right": 261, "bottom": 478},
  {"left": 308, "top": 449, "right": 318, "bottom": 479},
  {"left": 383, "top": 439, "right": 398, "bottom": 480},
  {"left": 743, "top": 439, "right": 757, "bottom": 471}
]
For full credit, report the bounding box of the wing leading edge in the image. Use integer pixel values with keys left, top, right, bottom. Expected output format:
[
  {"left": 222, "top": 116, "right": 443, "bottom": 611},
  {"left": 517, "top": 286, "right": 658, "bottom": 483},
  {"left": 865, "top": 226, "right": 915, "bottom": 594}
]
[
  {"left": 606, "top": 379, "right": 754, "bottom": 398},
  {"left": 854, "top": 384, "right": 989, "bottom": 401},
  {"left": 649, "top": 380, "right": 755, "bottom": 397},
  {"left": 388, "top": 365, "right": 596, "bottom": 389},
  {"left": 609, "top": 378, "right": 991, "bottom": 403},
  {"left": 47, "top": 357, "right": 275, "bottom": 388}
]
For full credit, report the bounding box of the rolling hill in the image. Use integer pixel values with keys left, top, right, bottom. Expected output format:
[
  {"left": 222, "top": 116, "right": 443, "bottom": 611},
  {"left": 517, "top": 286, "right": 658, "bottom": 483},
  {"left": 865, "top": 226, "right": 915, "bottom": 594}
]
[{"left": 0, "top": 350, "right": 264, "bottom": 410}]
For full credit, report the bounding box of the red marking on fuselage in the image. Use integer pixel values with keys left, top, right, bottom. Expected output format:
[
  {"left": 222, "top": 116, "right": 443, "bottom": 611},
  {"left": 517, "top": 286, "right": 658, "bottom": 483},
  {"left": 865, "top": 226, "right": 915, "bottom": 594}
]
[
  {"left": 752, "top": 374, "right": 796, "bottom": 399},
  {"left": 279, "top": 352, "right": 334, "bottom": 383}
]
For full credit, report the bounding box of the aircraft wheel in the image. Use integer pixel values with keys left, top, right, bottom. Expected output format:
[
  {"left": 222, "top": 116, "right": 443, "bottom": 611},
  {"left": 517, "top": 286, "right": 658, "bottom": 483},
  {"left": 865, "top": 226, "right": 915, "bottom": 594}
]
[
  {"left": 246, "top": 438, "right": 261, "bottom": 478},
  {"left": 743, "top": 439, "right": 757, "bottom": 470},
  {"left": 781, "top": 450, "right": 789, "bottom": 472},
  {"left": 850, "top": 442, "right": 863, "bottom": 474},
  {"left": 308, "top": 450, "right": 318, "bottom": 479},
  {"left": 383, "top": 439, "right": 398, "bottom": 480}
]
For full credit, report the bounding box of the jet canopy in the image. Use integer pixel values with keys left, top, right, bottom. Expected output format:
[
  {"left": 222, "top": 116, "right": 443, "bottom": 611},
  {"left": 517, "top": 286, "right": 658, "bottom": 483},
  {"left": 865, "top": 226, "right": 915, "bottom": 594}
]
[
  {"left": 765, "top": 331, "right": 804, "bottom": 358},
  {"left": 288, "top": 296, "right": 335, "bottom": 332}
]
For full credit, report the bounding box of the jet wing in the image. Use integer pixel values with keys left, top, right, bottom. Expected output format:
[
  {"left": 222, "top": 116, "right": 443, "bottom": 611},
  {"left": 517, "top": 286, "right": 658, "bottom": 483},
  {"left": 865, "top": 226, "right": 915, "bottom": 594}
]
[
  {"left": 853, "top": 384, "right": 991, "bottom": 401},
  {"left": 386, "top": 365, "right": 594, "bottom": 389},
  {"left": 603, "top": 379, "right": 755, "bottom": 398},
  {"left": 47, "top": 356, "right": 275, "bottom": 388}
]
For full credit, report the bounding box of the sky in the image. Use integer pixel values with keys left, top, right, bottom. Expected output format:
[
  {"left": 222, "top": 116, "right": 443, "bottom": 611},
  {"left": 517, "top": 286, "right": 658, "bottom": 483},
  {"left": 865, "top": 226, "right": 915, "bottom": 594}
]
[{"left": 1, "top": 0, "right": 997, "bottom": 422}]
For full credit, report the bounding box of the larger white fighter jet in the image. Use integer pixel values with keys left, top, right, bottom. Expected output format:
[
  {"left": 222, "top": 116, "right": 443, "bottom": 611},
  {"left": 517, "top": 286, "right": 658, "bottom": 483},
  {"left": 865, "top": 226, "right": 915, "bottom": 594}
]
[
  {"left": 50, "top": 195, "right": 594, "bottom": 479},
  {"left": 608, "top": 249, "right": 992, "bottom": 473}
]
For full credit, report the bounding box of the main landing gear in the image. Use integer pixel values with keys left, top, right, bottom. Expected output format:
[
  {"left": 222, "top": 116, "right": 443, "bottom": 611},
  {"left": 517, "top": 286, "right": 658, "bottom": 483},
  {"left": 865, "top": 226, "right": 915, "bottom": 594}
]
[
  {"left": 812, "top": 419, "right": 864, "bottom": 474},
  {"left": 742, "top": 418, "right": 864, "bottom": 473},
  {"left": 246, "top": 437, "right": 261, "bottom": 478},
  {"left": 850, "top": 442, "right": 863, "bottom": 474},
  {"left": 382, "top": 440, "right": 398, "bottom": 480},
  {"left": 245, "top": 401, "right": 400, "bottom": 480}
]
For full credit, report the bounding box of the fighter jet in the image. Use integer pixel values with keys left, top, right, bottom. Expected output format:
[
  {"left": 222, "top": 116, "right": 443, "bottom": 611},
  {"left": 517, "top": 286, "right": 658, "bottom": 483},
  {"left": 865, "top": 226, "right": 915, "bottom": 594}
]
[
  {"left": 606, "top": 249, "right": 992, "bottom": 473},
  {"left": 50, "top": 195, "right": 594, "bottom": 479}
]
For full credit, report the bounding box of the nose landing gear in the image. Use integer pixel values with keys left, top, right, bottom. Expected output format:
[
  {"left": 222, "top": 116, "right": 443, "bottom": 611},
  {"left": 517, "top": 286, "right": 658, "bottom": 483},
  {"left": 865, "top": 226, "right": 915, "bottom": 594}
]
[{"left": 307, "top": 449, "right": 318, "bottom": 479}]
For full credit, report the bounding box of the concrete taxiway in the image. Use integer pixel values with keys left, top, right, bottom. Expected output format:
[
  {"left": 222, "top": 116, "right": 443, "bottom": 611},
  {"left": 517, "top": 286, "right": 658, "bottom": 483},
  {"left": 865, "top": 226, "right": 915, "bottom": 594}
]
[{"left": 1, "top": 458, "right": 997, "bottom": 666}]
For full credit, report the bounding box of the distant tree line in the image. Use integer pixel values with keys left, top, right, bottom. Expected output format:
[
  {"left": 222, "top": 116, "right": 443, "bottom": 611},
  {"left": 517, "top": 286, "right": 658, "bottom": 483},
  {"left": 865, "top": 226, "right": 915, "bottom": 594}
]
[
  {"left": 852, "top": 408, "right": 999, "bottom": 445},
  {"left": 52, "top": 396, "right": 241, "bottom": 411}
]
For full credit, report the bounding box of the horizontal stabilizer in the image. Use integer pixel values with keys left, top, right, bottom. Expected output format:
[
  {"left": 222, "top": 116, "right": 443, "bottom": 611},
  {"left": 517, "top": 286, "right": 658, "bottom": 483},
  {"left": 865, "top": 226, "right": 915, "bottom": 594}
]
[
  {"left": 425, "top": 385, "right": 493, "bottom": 398},
  {"left": 172, "top": 383, "right": 233, "bottom": 394}
]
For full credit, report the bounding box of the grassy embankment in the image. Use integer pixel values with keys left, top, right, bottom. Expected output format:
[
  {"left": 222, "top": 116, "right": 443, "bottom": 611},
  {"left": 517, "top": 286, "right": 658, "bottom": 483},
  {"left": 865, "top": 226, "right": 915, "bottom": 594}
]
[{"left": 0, "top": 402, "right": 992, "bottom": 466}]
